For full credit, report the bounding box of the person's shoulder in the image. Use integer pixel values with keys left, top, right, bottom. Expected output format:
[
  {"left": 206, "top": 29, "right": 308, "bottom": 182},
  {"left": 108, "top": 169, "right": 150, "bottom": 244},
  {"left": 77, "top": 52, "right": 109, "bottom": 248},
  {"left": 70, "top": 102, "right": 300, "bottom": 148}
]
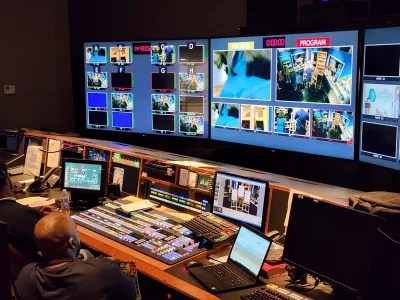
[
  {"left": 81, "top": 257, "right": 123, "bottom": 274},
  {"left": 4, "top": 200, "right": 41, "bottom": 218},
  {"left": 17, "top": 262, "right": 38, "bottom": 284}
]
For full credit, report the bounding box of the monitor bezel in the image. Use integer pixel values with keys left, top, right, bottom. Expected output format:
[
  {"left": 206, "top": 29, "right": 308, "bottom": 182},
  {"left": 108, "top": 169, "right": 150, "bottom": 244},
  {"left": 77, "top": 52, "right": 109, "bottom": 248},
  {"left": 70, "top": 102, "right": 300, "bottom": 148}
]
[
  {"left": 212, "top": 171, "right": 269, "bottom": 232},
  {"left": 61, "top": 158, "right": 108, "bottom": 196}
]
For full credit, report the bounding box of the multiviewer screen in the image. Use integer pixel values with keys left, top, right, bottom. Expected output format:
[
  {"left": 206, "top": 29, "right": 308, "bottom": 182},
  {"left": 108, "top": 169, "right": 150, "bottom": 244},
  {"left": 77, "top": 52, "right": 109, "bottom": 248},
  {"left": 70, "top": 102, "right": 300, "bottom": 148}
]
[
  {"left": 212, "top": 172, "right": 268, "bottom": 228},
  {"left": 84, "top": 40, "right": 209, "bottom": 138},
  {"left": 210, "top": 30, "right": 358, "bottom": 159},
  {"left": 360, "top": 27, "right": 400, "bottom": 169},
  {"left": 63, "top": 162, "right": 102, "bottom": 191}
]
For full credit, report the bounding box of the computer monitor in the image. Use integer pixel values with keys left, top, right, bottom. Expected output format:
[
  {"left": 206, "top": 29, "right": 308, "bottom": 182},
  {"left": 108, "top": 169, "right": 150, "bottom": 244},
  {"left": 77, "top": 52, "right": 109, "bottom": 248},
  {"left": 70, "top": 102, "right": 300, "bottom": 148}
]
[
  {"left": 61, "top": 158, "right": 108, "bottom": 209},
  {"left": 211, "top": 30, "right": 358, "bottom": 159},
  {"left": 0, "top": 131, "right": 19, "bottom": 155},
  {"left": 283, "top": 194, "right": 378, "bottom": 297},
  {"left": 360, "top": 26, "right": 400, "bottom": 169},
  {"left": 212, "top": 172, "right": 269, "bottom": 230}
]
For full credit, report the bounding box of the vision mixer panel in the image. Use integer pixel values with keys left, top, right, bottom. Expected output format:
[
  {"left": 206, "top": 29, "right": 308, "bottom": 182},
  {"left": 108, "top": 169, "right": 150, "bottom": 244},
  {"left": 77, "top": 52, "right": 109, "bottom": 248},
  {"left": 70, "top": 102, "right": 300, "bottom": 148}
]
[{"left": 72, "top": 203, "right": 205, "bottom": 264}]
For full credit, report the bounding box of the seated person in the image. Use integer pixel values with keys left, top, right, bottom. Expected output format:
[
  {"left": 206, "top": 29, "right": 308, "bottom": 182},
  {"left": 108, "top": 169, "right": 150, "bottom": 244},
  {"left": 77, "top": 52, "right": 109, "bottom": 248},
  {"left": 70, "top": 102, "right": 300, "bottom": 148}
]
[
  {"left": 0, "top": 161, "right": 43, "bottom": 265},
  {"left": 16, "top": 212, "right": 136, "bottom": 300}
]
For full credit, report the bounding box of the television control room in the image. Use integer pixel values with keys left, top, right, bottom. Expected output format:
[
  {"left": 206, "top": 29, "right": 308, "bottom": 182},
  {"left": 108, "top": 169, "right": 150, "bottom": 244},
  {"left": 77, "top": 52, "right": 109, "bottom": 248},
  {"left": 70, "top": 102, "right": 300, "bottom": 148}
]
[{"left": 1, "top": 1, "right": 400, "bottom": 299}]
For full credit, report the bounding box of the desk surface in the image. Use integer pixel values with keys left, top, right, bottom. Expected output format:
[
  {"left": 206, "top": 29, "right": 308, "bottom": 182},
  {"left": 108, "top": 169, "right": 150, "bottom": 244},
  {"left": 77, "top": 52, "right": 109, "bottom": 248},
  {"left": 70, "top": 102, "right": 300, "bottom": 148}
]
[{"left": 23, "top": 130, "right": 362, "bottom": 206}]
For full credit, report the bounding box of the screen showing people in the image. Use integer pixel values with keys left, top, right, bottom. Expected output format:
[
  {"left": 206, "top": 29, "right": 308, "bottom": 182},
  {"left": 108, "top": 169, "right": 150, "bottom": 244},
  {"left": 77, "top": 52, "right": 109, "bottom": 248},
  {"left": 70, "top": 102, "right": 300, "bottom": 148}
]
[
  {"left": 212, "top": 172, "right": 267, "bottom": 228},
  {"left": 211, "top": 31, "right": 358, "bottom": 159},
  {"left": 360, "top": 27, "right": 400, "bottom": 169},
  {"left": 84, "top": 40, "right": 209, "bottom": 138}
]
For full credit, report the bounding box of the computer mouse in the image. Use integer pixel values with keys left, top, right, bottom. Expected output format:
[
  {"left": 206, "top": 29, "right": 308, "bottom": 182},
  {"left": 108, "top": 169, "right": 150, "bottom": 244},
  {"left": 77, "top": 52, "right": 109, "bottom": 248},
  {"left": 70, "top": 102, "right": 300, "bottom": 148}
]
[{"left": 185, "top": 260, "right": 203, "bottom": 269}]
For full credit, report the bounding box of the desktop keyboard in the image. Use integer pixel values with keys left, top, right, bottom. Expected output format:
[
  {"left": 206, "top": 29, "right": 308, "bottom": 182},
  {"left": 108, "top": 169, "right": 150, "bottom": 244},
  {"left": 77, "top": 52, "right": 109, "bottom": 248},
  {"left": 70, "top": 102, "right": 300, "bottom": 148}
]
[
  {"left": 203, "top": 263, "right": 252, "bottom": 288},
  {"left": 240, "top": 284, "right": 310, "bottom": 300},
  {"left": 182, "top": 212, "right": 239, "bottom": 248}
]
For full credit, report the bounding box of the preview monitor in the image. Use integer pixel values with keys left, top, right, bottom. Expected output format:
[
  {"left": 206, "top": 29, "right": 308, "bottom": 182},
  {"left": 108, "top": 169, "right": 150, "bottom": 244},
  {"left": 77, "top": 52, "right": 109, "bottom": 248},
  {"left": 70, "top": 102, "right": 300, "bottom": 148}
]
[
  {"left": 360, "top": 27, "right": 400, "bottom": 169},
  {"left": 212, "top": 172, "right": 269, "bottom": 230},
  {"left": 210, "top": 31, "right": 358, "bottom": 159},
  {"left": 84, "top": 39, "right": 209, "bottom": 138},
  {"left": 283, "top": 194, "right": 378, "bottom": 297}
]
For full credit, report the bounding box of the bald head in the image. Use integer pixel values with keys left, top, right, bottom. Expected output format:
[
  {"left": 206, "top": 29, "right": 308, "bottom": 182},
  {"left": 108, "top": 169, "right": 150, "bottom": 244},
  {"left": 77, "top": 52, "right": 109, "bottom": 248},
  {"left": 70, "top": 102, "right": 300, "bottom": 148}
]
[{"left": 35, "top": 212, "right": 80, "bottom": 262}]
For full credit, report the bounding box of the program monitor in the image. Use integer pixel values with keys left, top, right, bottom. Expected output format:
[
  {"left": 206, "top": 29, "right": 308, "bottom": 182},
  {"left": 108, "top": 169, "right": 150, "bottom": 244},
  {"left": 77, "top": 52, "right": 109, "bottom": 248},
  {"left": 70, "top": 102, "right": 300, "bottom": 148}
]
[{"left": 211, "top": 30, "right": 358, "bottom": 159}]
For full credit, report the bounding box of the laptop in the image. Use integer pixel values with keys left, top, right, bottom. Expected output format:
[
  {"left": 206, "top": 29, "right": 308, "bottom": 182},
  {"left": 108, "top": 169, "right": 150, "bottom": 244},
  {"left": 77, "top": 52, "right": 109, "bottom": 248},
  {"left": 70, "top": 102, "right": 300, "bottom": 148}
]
[{"left": 189, "top": 224, "right": 272, "bottom": 293}]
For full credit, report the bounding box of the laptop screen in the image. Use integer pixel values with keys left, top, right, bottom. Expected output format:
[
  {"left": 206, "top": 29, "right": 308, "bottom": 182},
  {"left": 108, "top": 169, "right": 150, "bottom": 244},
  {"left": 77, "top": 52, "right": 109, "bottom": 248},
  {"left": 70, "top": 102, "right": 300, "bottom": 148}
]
[{"left": 229, "top": 226, "right": 271, "bottom": 276}]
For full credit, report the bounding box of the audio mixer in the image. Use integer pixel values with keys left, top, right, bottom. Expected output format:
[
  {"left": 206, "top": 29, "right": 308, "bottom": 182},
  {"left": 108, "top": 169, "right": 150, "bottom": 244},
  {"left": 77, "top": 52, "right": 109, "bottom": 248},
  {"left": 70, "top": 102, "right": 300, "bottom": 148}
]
[{"left": 72, "top": 203, "right": 205, "bottom": 264}]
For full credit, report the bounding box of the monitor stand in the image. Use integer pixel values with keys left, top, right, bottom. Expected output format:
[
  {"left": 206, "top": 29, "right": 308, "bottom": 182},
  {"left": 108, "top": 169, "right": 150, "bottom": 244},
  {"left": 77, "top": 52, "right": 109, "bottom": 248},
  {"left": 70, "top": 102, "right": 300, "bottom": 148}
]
[{"left": 70, "top": 191, "right": 102, "bottom": 211}]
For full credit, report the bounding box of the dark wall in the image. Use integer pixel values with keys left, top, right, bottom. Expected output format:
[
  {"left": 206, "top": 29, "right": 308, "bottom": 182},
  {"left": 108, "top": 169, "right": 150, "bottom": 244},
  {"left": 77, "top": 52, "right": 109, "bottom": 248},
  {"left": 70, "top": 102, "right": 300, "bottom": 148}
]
[
  {"left": 68, "top": 0, "right": 247, "bottom": 134},
  {"left": 0, "top": 1, "right": 74, "bottom": 132}
]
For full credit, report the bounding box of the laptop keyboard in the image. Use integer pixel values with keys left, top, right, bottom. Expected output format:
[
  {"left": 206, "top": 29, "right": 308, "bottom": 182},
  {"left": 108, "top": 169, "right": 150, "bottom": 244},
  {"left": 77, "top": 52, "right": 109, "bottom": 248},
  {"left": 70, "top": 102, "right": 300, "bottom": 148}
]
[{"left": 204, "top": 263, "right": 253, "bottom": 288}]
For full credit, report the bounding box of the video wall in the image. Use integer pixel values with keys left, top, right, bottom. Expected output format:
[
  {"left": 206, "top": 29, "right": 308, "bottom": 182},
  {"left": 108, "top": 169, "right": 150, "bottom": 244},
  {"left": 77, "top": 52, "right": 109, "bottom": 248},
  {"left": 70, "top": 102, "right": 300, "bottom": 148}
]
[
  {"left": 360, "top": 27, "right": 400, "bottom": 169},
  {"left": 84, "top": 39, "right": 209, "bottom": 138},
  {"left": 210, "top": 31, "right": 358, "bottom": 159}
]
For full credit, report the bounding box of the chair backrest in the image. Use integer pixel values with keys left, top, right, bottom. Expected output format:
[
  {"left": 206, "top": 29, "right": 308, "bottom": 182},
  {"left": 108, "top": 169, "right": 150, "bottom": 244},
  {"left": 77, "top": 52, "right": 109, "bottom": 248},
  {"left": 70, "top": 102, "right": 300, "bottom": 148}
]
[
  {"left": 8, "top": 243, "right": 30, "bottom": 280},
  {"left": 0, "top": 221, "right": 11, "bottom": 300}
]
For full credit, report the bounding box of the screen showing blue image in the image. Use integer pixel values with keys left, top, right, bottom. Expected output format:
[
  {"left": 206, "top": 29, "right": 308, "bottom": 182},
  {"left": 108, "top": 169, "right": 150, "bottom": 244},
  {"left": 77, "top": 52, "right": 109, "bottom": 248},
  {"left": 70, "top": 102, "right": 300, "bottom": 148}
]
[
  {"left": 87, "top": 93, "right": 107, "bottom": 109},
  {"left": 84, "top": 40, "right": 209, "bottom": 138},
  {"left": 360, "top": 27, "right": 400, "bottom": 169},
  {"left": 112, "top": 111, "right": 133, "bottom": 129},
  {"left": 211, "top": 31, "right": 358, "bottom": 159}
]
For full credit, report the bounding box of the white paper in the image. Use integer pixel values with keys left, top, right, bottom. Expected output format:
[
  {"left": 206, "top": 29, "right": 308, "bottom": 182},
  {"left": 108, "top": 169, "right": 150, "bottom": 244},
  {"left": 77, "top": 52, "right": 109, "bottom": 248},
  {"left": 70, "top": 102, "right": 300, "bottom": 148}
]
[
  {"left": 17, "top": 196, "right": 49, "bottom": 206},
  {"left": 121, "top": 200, "right": 155, "bottom": 212},
  {"left": 283, "top": 189, "right": 294, "bottom": 234},
  {"left": 28, "top": 198, "right": 56, "bottom": 208},
  {"left": 47, "top": 139, "right": 61, "bottom": 168},
  {"left": 23, "top": 145, "right": 43, "bottom": 177},
  {"left": 113, "top": 167, "right": 125, "bottom": 191},
  {"left": 16, "top": 196, "right": 55, "bottom": 208},
  {"left": 179, "top": 169, "right": 189, "bottom": 186},
  {"left": 188, "top": 171, "right": 198, "bottom": 188}
]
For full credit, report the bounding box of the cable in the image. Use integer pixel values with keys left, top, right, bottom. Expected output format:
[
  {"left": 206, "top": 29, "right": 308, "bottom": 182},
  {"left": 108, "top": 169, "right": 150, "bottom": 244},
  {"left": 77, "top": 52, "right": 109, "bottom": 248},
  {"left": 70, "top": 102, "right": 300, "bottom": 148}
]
[
  {"left": 303, "top": 278, "right": 320, "bottom": 293},
  {"left": 378, "top": 227, "right": 400, "bottom": 245}
]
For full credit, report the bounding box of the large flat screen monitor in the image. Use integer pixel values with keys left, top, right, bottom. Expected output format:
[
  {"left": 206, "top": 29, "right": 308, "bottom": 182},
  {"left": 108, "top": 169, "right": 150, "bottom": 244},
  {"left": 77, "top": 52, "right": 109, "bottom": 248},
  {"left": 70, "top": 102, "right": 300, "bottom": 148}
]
[
  {"left": 212, "top": 172, "right": 269, "bottom": 230},
  {"left": 210, "top": 31, "right": 358, "bottom": 159},
  {"left": 84, "top": 40, "right": 209, "bottom": 138},
  {"left": 360, "top": 27, "right": 400, "bottom": 169},
  {"left": 283, "top": 194, "right": 378, "bottom": 298}
]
